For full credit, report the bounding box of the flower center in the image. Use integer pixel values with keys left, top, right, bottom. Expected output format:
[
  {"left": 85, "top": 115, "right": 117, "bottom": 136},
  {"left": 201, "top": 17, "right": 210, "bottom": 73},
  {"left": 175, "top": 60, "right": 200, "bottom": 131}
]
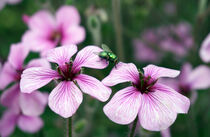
[
  {"left": 133, "top": 72, "right": 157, "bottom": 94},
  {"left": 57, "top": 61, "right": 79, "bottom": 81},
  {"left": 179, "top": 84, "right": 191, "bottom": 96},
  {"left": 49, "top": 30, "right": 62, "bottom": 44}
]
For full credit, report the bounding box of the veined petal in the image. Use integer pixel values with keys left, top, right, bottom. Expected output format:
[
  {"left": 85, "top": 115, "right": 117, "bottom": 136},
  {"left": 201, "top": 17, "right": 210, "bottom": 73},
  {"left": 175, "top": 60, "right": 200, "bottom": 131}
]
[
  {"left": 20, "top": 67, "right": 60, "bottom": 93},
  {"left": 17, "top": 115, "right": 43, "bottom": 133},
  {"left": 27, "top": 58, "right": 51, "bottom": 69},
  {"left": 138, "top": 93, "right": 177, "bottom": 131},
  {"left": 48, "top": 81, "right": 83, "bottom": 118},
  {"left": 72, "top": 46, "right": 108, "bottom": 72},
  {"left": 187, "top": 65, "right": 210, "bottom": 90},
  {"left": 0, "top": 109, "right": 18, "bottom": 137},
  {"left": 8, "top": 43, "right": 29, "bottom": 70},
  {"left": 75, "top": 74, "right": 111, "bottom": 102},
  {"left": 1, "top": 84, "right": 19, "bottom": 108},
  {"left": 200, "top": 33, "right": 210, "bottom": 63},
  {"left": 103, "top": 87, "right": 141, "bottom": 124},
  {"left": 56, "top": 6, "right": 80, "bottom": 27},
  {"left": 19, "top": 91, "right": 48, "bottom": 116},
  {"left": 46, "top": 45, "right": 77, "bottom": 66},
  {"left": 0, "top": 62, "right": 17, "bottom": 90},
  {"left": 102, "top": 62, "right": 139, "bottom": 86},
  {"left": 143, "top": 64, "right": 180, "bottom": 80},
  {"left": 152, "top": 83, "right": 190, "bottom": 114},
  {"left": 62, "top": 25, "right": 85, "bottom": 45}
]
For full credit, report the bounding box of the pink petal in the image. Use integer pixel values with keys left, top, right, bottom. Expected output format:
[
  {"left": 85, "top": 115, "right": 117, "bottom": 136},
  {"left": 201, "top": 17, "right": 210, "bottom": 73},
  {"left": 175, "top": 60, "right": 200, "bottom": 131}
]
[
  {"left": 48, "top": 81, "right": 83, "bottom": 118},
  {"left": 72, "top": 46, "right": 108, "bottom": 72},
  {"left": 138, "top": 84, "right": 190, "bottom": 131},
  {"left": 17, "top": 115, "right": 43, "bottom": 133},
  {"left": 61, "top": 25, "right": 85, "bottom": 45},
  {"left": 160, "top": 128, "right": 171, "bottom": 137},
  {"left": 0, "top": 62, "right": 17, "bottom": 90},
  {"left": 8, "top": 43, "right": 29, "bottom": 70},
  {"left": 1, "top": 84, "right": 19, "bottom": 108},
  {"left": 103, "top": 87, "right": 141, "bottom": 124},
  {"left": 19, "top": 91, "right": 48, "bottom": 116},
  {"left": 56, "top": 6, "right": 80, "bottom": 28},
  {"left": 102, "top": 62, "right": 139, "bottom": 86},
  {"left": 28, "top": 10, "right": 55, "bottom": 34},
  {"left": 0, "top": 109, "right": 18, "bottom": 137},
  {"left": 46, "top": 45, "right": 77, "bottom": 66},
  {"left": 20, "top": 67, "right": 60, "bottom": 93},
  {"left": 200, "top": 33, "right": 210, "bottom": 63},
  {"left": 22, "top": 31, "right": 55, "bottom": 52},
  {"left": 187, "top": 65, "right": 210, "bottom": 89},
  {"left": 153, "top": 83, "right": 190, "bottom": 114},
  {"left": 143, "top": 64, "right": 180, "bottom": 80},
  {"left": 179, "top": 63, "right": 192, "bottom": 84},
  {"left": 75, "top": 74, "right": 111, "bottom": 102},
  {"left": 26, "top": 58, "right": 51, "bottom": 69}
]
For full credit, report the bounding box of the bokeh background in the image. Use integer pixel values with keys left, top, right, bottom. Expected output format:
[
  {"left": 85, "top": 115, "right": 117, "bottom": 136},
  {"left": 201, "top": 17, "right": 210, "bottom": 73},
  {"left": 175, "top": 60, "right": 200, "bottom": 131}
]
[{"left": 0, "top": 0, "right": 210, "bottom": 137}]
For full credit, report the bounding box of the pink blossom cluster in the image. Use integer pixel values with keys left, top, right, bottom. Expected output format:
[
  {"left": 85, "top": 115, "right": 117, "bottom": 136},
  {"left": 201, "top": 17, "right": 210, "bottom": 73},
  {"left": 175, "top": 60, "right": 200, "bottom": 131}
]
[{"left": 133, "top": 22, "right": 194, "bottom": 63}]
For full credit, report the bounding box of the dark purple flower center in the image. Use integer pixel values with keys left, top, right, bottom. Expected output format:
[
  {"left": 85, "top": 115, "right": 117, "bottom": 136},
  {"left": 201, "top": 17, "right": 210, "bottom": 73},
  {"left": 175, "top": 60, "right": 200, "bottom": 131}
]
[
  {"left": 15, "top": 69, "right": 24, "bottom": 81},
  {"left": 49, "top": 30, "right": 63, "bottom": 45},
  {"left": 57, "top": 61, "right": 80, "bottom": 81},
  {"left": 133, "top": 72, "right": 157, "bottom": 94}
]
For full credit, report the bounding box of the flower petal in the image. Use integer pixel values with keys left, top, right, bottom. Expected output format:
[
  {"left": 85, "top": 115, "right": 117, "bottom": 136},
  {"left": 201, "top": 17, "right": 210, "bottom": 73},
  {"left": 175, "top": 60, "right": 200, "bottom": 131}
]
[
  {"left": 160, "top": 128, "right": 171, "bottom": 137},
  {"left": 179, "top": 63, "right": 192, "bottom": 84},
  {"left": 56, "top": 6, "right": 80, "bottom": 27},
  {"left": 200, "top": 33, "right": 210, "bottom": 63},
  {"left": 46, "top": 45, "right": 77, "bottom": 66},
  {"left": 26, "top": 58, "right": 51, "bottom": 68},
  {"left": 20, "top": 67, "right": 60, "bottom": 93},
  {"left": 139, "top": 84, "right": 190, "bottom": 131},
  {"left": 187, "top": 65, "right": 210, "bottom": 89},
  {"left": 143, "top": 64, "right": 180, "bottom": 80},
  {"left": 19, "top": 91, "right": 48, "bottom": 116},
  {"left": 48, "top": 81, "right": 83, "bottom": 118},
  {"left": 62, "top": 25, "right": 85, "bottom": 45},
  {"left": 1, "top": 84, "right": 19, "bottom": 108},
  {"left": 103, "top": 87, "right": 141, "bottom": 124},
  {"left": 72, "top": 46, "right": 108, "bottom": 72},
  {"left": 28, "top": 10, "right": 55, "bottom": 33},
  {"left": 8, "top": 43, "right": 29, "bottom": 70},
  {"left": 0, "top": 62, "right": 17, "bottom": 90},
  {"left": 0, "top": 109, "right": 18, "bottom": 137},
  {"left": 17, "top": 115, "right": 43, "bottom": 133},
  {"left": 102, "top": 62, "right": 139, "bottom": 86},
  {"left": 75, "top": 74, "right": 111, "bottom": 102}
]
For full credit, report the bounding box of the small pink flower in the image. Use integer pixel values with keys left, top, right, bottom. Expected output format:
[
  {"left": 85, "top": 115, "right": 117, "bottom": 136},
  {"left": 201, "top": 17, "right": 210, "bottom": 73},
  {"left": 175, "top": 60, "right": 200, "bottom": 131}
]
[
  {"left": 22, "top": 6, "right": 85, "bottom": 55},
  {"left": 0, "top": 108, "right": 43, "bottom": 137},
  {"left": 160, "top": 63, "right": 210, "bottom": 104},
  {"left": 20, "top": 45, "right": 111, "bottom": 118},
  {"left": 200, "top": 33, "right": 210, "bottom": 63},
  {"left": 0, "top": 44, "right": 49, "bottom": 136},
  {"left": 102, "top": 63, "right": 190, "bottom": 131}
]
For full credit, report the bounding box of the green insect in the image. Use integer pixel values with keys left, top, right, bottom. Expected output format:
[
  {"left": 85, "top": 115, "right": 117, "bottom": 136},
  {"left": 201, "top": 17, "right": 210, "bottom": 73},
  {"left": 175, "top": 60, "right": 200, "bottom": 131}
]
[{"left": 96, "top": 44, "right": 119, "bottom": 66}]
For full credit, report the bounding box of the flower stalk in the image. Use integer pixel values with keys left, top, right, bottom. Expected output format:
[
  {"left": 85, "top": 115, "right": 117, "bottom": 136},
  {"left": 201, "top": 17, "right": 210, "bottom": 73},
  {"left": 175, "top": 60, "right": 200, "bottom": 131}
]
[
  {"left": 129, "top": 117, "right": 138, "bottom": 137},
  {"left": 67, "top": 117, "right": 72, "bottom": 137}
]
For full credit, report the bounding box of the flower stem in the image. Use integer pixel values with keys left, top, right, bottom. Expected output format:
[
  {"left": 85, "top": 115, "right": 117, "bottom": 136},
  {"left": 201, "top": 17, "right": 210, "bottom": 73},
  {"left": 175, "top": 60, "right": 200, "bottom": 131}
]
[
  {"left": 129, "top": 117, "right": 138, "bottom": 137},
  {"left": 66, "top": 117, "right": 72, "bottom": 137}
]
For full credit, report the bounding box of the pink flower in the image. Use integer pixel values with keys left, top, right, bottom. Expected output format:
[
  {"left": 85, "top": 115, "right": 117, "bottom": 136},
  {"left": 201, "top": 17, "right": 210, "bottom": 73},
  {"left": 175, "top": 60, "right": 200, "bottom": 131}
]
[
  {"left": 102, "top": 63, "right": 190, "bottom": 131},
  {"left": 200, "top": 33, "right": 210, "bottom": 63},
  {"left": 160, "top": 63, "right": 210, "bottom": 104},
  {"left": 0, "top": 43, "right": 49, "bottom": 136},
  {"left": 0, "top": 0, "right": 21, "bottom": 10},
  {"left": 22, "top": 6, "right": 85, "bottom": 55},
  {"left": 20, "top": 45, "right": 111, "bottom": 118}
]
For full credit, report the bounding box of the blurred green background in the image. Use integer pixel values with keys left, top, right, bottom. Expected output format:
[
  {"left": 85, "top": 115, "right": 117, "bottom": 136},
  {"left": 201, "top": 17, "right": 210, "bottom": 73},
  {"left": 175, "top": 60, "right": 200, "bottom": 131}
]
[{"left": 0, "top": 0, "right": 210, "bottom": 137}]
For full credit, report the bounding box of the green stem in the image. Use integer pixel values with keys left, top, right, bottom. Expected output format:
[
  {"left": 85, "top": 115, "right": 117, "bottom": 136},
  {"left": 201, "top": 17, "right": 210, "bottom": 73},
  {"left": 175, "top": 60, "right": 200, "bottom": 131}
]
[
  {"left": 112, "top": 0, "right": 125, "bottom": 61},
  {"left": 67, "top": 117, "right": 72, "bottom": 137},
  {"left": 129, "top": 117, "right": 138, "bottom": 137}
]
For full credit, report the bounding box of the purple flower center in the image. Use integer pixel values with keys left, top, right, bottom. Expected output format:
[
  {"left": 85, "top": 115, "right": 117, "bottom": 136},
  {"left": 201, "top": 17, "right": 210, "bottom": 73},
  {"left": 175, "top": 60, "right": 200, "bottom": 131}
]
[
  {"left": 57, "top": 62, "right": 80, "bottom": 81},
  {"left": 49, "top": 30, "right": 63, "bottom": 45},
  {"left": 133, "top": 72, "right": 157, "bottom": 94},
  {"left": 179, "top": 84, "right": 191, "bottom": 96}
]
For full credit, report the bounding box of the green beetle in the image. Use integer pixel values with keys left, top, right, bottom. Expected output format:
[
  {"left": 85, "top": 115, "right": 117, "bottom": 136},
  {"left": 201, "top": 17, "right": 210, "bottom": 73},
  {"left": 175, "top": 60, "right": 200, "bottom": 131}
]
[{"left": 97, "top": 44, "right": 119, "bottom": 66}]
